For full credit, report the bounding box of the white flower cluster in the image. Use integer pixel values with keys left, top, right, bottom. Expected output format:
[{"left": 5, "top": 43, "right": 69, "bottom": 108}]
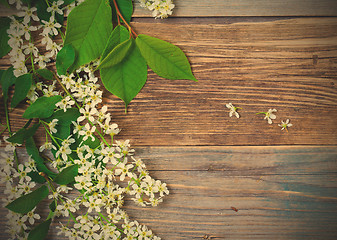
[
  {"left": 1, "top": 0, "right": 169, "bottom": 239},
  {"left": 39, "top": 67, "right": 169, "bottom": 239},
  {"left": 0, "top": 148, "right": 42, "bottom": 239},
  {"left": 138, "top": 0, "right": 175, "bottom": 18},
  {"left": 226, "top": 103, "right": 293, "bottom": 131},
  {"left": 6, "top": 0, "right": 82, "bottom": 77}
]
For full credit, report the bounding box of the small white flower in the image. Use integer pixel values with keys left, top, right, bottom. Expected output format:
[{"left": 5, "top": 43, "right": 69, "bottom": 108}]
[
  {"left": 43, "top": 81, "right": 59, "bottom": 96},
  {"left": 14, "top": 164, "right": 32, "bottom": 183},
  {"left": 257, "top": 108, "right": 277, "bottom": 124},
  {"left": 49, "top": 119, "right": 59, "bottom": 133},
  {"left": 74, "top": 175, "right": 93, "bottom": 191},
  {"left": 78, "top": 123, "right": 96, "bottom": 142},
  {"left": 278, "top": 119, "right": 293, "bottom": 132},
  {"left": 41, "top": 15, "right": 62, "bottom": 36},
  {"left": 21, "top": 23, "right": 37, "bottom": 40},
  {"left": 115, "top": 163, "right": 133, "bottom": 181},
  {"left": 83, "top": 196, "right": 102, "bottom": 213},
  {"left": 61, "top": 74, "right": 75, "bottom": 89},
  {"left": 226, "top": 103, "right": 241, "bottom": 118},
  {"left": 56, "top": 199, "right": 77, "bottom": 217},
  {"left": 21, "top": 208, "right": 40, "bottom": 225},
  {"left": 17, "top": 6, "right": 39, "bottom": 24},
  {"left": 56, "top": 96, "right": 75, "bottom": 112},
  {"left": 78, "top": 105, "right": 97, "bottom": 123},
  {"left": 8, "top": 0, "right": 22, "bottom": 9},
  {"left": 107, "top": 208, "right": 121, "bottom": 223},
  {"left": 55, "top": 145, "right": 71, "bottom": 161},
  {"left": 39, "top": 141, "right": 56, "bottom": 152},
  {"left": 47, "top": 0, "right": 64, "bottom": 15},
  {"left": 34, "top": 54, "right": 51, "bottom": 69},
  {"left": 22, "top": 43, "right": 39, "bottom": 57}
]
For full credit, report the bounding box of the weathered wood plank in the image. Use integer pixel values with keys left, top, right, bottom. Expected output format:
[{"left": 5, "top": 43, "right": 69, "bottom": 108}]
[
  {"left": 133, "top": 0, "right": 337, "bottom": 17},
  {"left": 1, "top": 146, "right": 336, "bottom": 239},
  {"left": 2, "top": 0, "right": 337, "bottom": 17},
  {"left": 1, "top": 18, "right": 337, "bottom": 146}
]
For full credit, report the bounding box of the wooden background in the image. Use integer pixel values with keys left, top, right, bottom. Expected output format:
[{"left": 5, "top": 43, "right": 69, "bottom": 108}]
[{"left": 1, "top": 0, "right": 337, "bottom": 239}]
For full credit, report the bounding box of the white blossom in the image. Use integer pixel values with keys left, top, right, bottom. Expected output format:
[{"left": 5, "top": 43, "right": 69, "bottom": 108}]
[
  {"left": 278, "top": 119, "right": 293, "bottom": 131},
  {"left": 226, "top": 103, "right": 241, "bottom": 118}
]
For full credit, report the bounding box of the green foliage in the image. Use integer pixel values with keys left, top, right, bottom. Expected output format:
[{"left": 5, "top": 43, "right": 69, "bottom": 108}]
[
  {"left": 0, "top": 17, "right": 11, "bottom": 58},
  {"left": 64, "top": 0, "right": 113, "bottom": 72},
  {"left": 136, "top": 34, "right": 197, "bottom": 81},
  {"left": 21, "top": 0, "right": 34, "bottom": 5},
  {"left": 45, "top": 108, "right": 80, "bottom": 139},
  {"left": 78, "top": 133, "right": 101, "bottom": 150},
  {"left": 101, "top": 25, "right": 130, "bottom": 60},
  {"left": 23, "top": 96, "right": 62, "bottom": 119},
  {"left": 56, "top": 44, "right": 75, "bottom": 76},
  {"left": 63, "top": 0, "right": 76, "bottom": 5},
  {"left": 111, "top": 0, "right": 133, "bottom": 23},
  {"left": 0, "top": 0, "right": 10, "bottom": 7},
  {"left": 11, "top": 73, "right": 33, "bottom": 108},
  {"left": 35, "top": 0, "right": 64, "bottom": 24},
  {"left": 28, "top": 171, "right": 47, "bottom": 184},
  {"left": 26, "top": 137, "right": 57, "bottom": 178},
  {"left": 6, "top": 185, "right": 49, "bottom": 214},
  {"left": 53, "top": 164, "right": 78, "bottom": 185},
  {"left": 98, "top": 38, "right": 133, "bottom": 69},
  {"left": 36, "top": 68, "right": 54, "bottom": 80},
  {"left": 0, "top": 67, "right": 16, "bottom": 101},
  {"left": 35, "top": 1, "right": 50, "bottom": 22},
  {"left": 101, "top": 39, "right": 147, "bottom": 107},
  {"left": 6, "top": 123, "right": 40, "bottom": 145},
  {"left": 27, "top": 218, "right": 52, "bottom": 240},
  {"left": 49, "top": 200, "right": 56, "bottom": 212}
]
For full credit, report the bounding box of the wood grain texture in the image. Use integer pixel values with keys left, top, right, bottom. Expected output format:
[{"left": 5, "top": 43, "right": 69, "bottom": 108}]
[
  {"left": 1, "top": 17, "right": 337, "bottom": 146},
  {"left": 1, "top": 146, "right": 336, "bottom": 239},
  {"left": 1, "top": 0, "right": 337, "bottom": 17},
  {"left": 133, "top": 0, "right": 337, "bottom": 17}
]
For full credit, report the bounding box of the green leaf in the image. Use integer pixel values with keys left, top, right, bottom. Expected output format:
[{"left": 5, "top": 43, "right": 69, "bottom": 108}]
[
  {"left": 23, "top": 96, "right": 62, "bottom": 119},
  {"left": 56, "top": 44, "right": 75, "bottom": 76},
  {"left": 6, "top": 185, "right": 49, "bottom": 214},
  {"left": 26, "top": 137, "right": 57, "bottom": 178},
  {"left": 46, "top": 211, "right": 55, "bottom": 220},
  {"left": 0, "top": 0, "right": 10, "bottom": 7},
  {"left": 49, "top": 200, "right": 56, "bottom": 212},
  {"left": 64, "top": 0, "right": 113, "bottom": 72},
  {"left": 101, "top": 40, "right": 147, "bottom": 107},
  {"left": 0, "top": 67, "right": 16, "bottom": 101},
  {"left": 11, "top": 73, "right": 33, "bottom": 108},
  {"left": 98, "top": 38, "right": 132, "bottom": 69},
  {"left": 53, "top": 164, "right": 78, "bottom": 185},
  {"left": 21, "top": 0, "right": 34, "bottom": 5},
  {"left": 46, "top": 108, "right": 80, "bottom": 123},
  {"left": 36, "top": 1, "right": 64, "bottom": 24},
  {"left": 35, "top": 1, "right": 50, "bottom": 22},
  {"left": 0, "top": 17, "right": 11, "bottom": 58},
  {"left": 28, "top": 171, "right": 46, "bottom": 184},
  {"left": 6, "top": 123, "right": 40, "bottom": 144},
  {"left": 136, "top": 34, "right": 197, "bottom": 81},
  {"left": 45, "top": 108, "right": 80, "bottom": 139},
  {"left": 28, "top": 218, "right": 52, "bottom": 240},
  {"left": 77, "top": 132, "right": 101, "bottom": 150},
  {"left": 101, "top": 25, "right": 129, "bottom": 60},
  {"left": 63, "top": 0, "right": 75, "bottom": 5},
  {"left": 36, "top": 68, "right": 54, "bottom": 80},
  {"left": 110, "top": 0, "right": 133, "bottom": 24}
]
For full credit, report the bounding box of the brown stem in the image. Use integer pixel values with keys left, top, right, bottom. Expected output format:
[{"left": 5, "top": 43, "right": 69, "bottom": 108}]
[{"left": 112, "top": 0, "right": 138, "bottom": 37}]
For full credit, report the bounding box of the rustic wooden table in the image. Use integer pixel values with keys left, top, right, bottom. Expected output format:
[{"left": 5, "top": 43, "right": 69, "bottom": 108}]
[{"left": 1, "top": 1, "right": 337, "bottom": 239}]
